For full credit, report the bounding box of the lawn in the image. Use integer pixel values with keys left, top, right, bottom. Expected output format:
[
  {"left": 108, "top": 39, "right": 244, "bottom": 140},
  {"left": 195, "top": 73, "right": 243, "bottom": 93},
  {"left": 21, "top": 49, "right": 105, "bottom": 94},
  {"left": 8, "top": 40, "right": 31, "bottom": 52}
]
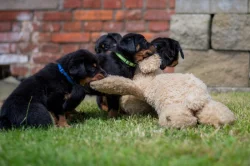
[{"left": 0, "top": 92, "right": 250, "bottom": 166}]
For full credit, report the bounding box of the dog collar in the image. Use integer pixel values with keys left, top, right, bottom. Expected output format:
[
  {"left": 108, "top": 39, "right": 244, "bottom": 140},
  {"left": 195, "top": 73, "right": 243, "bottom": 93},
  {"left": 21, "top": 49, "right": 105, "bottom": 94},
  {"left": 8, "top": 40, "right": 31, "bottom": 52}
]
[
  {"left": 57, "top": 64, "right": 75, "bottom": 85},
  {"left": 115, "top": 52, "right": 136, "bottom": 67}
]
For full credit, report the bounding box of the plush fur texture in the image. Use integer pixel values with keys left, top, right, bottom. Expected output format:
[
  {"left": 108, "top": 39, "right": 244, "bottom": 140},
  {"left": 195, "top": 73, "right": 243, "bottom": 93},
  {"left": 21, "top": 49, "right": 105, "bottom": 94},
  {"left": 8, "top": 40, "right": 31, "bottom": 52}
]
[
  {"left": 0, "top": 49, "right": 106, "bottom": 129},
  {"left": 120, "top": 37, "right": 185, "bottom": 115},
  {"left": 91, "top": 54, "right": 236, "bottom": 128},
  {"left": 94, "top": 33, "right": 121, "bottom": 112}
]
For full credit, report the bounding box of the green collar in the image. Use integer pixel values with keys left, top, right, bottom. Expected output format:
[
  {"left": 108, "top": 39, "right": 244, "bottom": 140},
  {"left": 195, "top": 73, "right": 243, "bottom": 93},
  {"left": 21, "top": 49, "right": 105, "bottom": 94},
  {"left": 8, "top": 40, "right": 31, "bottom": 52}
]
[{"left": 115, "top": 52, "right": 136, "bottom": 67}]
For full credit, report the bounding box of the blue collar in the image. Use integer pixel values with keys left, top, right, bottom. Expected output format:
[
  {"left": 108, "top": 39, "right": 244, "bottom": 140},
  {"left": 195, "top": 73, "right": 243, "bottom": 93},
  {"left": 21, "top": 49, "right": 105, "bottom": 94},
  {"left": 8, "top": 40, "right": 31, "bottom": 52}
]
[{"left": 57, "top": 64, "right": 75, "bottom": 85}]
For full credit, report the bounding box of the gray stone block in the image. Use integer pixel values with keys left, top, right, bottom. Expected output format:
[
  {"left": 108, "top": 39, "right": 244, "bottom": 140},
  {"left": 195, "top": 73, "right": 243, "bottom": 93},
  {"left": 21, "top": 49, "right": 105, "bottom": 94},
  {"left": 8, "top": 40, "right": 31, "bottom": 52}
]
[
  {"left": 212, "top": 14, "right": 250, "bottom": 50},
  {"left": 170, "top": 14, "right": 211, "bottom": 50},
  {"left": 0, "top": 0, "right": 58, "bottom": 10},
  {"left": 176, "top": 0, "right": 210, "bottom": 13},
  {"left": 211, "top": 0, "right": 248, "bottom": 13},
  {"left": 175, "top": 50, "right": 249, "bottom": 87},
  {"left": 249, "top": 1, "right": 250, "bottom": 13}
]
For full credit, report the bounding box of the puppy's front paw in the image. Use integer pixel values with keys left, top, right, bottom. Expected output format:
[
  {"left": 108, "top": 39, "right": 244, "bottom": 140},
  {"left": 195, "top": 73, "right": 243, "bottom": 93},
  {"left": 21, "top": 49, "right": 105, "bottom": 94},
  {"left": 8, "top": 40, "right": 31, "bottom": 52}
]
[{"left": 57, "top": 115, "right": 71, "bottom": 128}]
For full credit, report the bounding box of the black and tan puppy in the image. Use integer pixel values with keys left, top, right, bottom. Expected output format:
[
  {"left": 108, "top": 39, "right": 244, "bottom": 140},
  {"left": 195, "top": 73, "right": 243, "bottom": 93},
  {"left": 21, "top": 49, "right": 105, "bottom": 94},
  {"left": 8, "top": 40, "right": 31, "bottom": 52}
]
[
  {"left": 151, "top": 37, "right": 184, "bottom": 69},
  {"left": 97, "top": 33, "right": 155, "bottom": 117},
  {"left": 0, "top": 49, "right": 106, "bottom": 129},
  {"left": 95, "top": 33, "right": 122, "bottom": 54},
  {"left": 95, "top": 33, "right": 122, "bottom": 112}
]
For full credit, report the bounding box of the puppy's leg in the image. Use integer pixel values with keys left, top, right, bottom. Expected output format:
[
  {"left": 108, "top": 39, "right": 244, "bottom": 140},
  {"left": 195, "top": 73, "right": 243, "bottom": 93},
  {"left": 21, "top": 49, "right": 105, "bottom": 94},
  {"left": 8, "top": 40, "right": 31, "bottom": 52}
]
[
  {"left": 63, "top": 84, "right": 86, "bottom": 112},
  {"left": 61, "top": 85, "right": 86, "bottom": 126},
  {"left": 47, "top": 93, "right": 66, "bottom": 127},
  {"left": 25, "top": 103, "right": 54, "bottom": 128},
  {"left": 96, "top": 96, "right": 109, "bottom": 111},
  {"left": 106, "top": 95, "right": 120, "bottom": 118},
  {"left": 57, "top": 115, "right": 70, "bottom": 128}
]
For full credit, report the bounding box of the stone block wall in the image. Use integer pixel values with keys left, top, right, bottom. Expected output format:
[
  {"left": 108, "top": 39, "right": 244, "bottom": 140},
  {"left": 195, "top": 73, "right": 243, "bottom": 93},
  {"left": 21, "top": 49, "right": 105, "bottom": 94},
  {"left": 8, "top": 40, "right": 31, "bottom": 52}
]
[
  {"left": 0, "top": 0, "right": 175, "bottom": 77},
  {"left": 172, "top": 0, "right": 250, "bottom": 87}
]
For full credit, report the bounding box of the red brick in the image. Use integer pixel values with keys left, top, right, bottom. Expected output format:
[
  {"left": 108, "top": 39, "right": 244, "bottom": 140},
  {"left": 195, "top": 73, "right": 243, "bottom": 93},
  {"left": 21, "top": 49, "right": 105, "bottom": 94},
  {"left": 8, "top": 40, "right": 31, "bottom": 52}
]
[
  {"left": 12, "top": 22, "right": 22, "bottom": 32},
  {"left": 0, "top": 23, "right": 11, "bottom": 32},
  {"left": 115, "top": 11, "right": 125, "bottom": 21},
  {"left": 51, "top": 33, "right": 90, "bottom": 43},
  {"left": 125, "top": 0, "right": 143, "bottom": 8},
  {"left": 144, "top": 10, "right": 173, "bottom": 20},
  {"left": 126, "top": 21, "right": 145, "bottom": 32},
  {"left": 18, "top": 43, "right": 38, "bottom": 54},
  {"left": 10, "top": 64, "right": 29, "bottom": 77},
  {"left": 83, "top": 22, "right": 103, "bottom": 31},
  {"left": 31, "top": 65, "right": 45, "bottom": 75},
  {"left": 64, "top": 0, "right": 82, "bottom": 8},
  {"left": 0, "top": 32, "right": 30, "bottom": 42},
  {"left": 153, "top": 32, "right": 170, "bottom": 39},
  {"left": 62, "top": 44, "right": 80, "bottom": 54},
  {"left": 40, "top": 44, "right": 60, "bottom": 53},
  {"left": 103, "top": 0, "right": 122, "bottom": 9},
  {"left": 32, "top": 52, "right": 63, "bottom": 64},
  {"left": 126, "top": 10, "right": 142, "bottom": 20},
  {"left": 147, "top": 0, "right": 167, "bottom": 9},
  {"left": 0, "top": 44, "right": 16, "bottom": 53},
  {"left": 148, "top": 21, "right": 169, "bottom": 32},
  {"left": 168, "top": 0, "right": 175, "bottom": 9},
  {"left": 80, "top": 43, "right": 94, "bottom": 53},
  {"left": 35, "top": 12, "right": 72, "bottom": 21},
  {"left": 41, "top": 23, "right": 61, "bottom": 32},
  {"left": 63, "top": 22, "right": 82, "bottom": 31},
  {"left": 103, "top": 22, "right": 123, "bottom": 32},
  {"left": 82, "top": 0, "right": 101, "bottom": 8},
  {"left": 32, "top": 32, "right": 51, "bottom": 43},
  {"left": 0, "top": 44, "right": 9, "bottom": 53},
  {"left": 74, "top": 10, "right": 113, "bottom": 20},
  {"left": 31, "top": 23, "right": 41, "bottom": 31},
  {"left": 140, "top": 32, "right": 155, "bottom": 41},
  {"left": 91, "top": 32, "right": 106, "bottom": 42},
  {"left": 0, "top": 11, "right": 32, "bottom": 21},
  {"left": 10, "top": 44, "right": 17, "bottom": 53}
]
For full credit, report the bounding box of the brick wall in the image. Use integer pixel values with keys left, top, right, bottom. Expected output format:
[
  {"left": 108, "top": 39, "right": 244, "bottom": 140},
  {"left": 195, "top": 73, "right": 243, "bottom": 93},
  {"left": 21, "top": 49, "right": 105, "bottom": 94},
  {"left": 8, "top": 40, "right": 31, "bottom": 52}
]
[{"left": 0, "top": 0, "right": 175, "bottom": 77}]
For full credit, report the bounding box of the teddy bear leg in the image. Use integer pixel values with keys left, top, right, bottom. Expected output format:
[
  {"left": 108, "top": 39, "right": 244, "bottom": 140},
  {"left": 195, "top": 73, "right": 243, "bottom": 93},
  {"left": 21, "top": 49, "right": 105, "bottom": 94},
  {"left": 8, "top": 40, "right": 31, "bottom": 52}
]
[
  {"left": 120, "top": 95, "right": 155, "bottom": 115},
  {"left": 196, "top": 100, "right": 236, "bottom": 128},
  {"left": 184, "top": 90, "right": 210, "bottom": 111},
  {"left": 158, "top": 103, "right": 197, "bottom": 129}
]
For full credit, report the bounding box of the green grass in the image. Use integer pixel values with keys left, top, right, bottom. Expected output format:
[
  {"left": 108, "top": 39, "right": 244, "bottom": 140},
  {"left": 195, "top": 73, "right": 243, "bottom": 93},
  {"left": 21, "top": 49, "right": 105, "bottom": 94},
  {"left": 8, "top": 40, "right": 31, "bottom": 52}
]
[{"left": 1, "top": 92, "right": 250, "bottom": 166}]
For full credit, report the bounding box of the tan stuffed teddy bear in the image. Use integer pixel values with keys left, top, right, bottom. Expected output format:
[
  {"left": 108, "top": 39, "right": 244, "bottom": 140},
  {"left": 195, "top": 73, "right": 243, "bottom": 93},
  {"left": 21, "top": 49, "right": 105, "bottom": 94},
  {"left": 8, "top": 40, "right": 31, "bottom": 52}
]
[{"left": 90, "top": 54, "right": 236, "bottom": 128}]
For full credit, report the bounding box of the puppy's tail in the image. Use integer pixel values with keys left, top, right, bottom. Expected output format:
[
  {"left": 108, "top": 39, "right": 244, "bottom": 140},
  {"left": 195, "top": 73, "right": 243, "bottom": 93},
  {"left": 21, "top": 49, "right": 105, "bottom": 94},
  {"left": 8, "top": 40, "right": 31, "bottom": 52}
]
[{"left": 0, "top": 116, "right": 11, "bottom": 130}]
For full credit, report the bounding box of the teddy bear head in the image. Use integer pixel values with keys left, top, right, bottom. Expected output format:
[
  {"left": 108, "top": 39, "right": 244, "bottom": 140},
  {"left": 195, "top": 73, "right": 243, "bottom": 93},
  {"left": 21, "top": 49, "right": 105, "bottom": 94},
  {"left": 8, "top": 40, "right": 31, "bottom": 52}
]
[{"left": 138, "top": 54, "right": 161, "bottom": 74}]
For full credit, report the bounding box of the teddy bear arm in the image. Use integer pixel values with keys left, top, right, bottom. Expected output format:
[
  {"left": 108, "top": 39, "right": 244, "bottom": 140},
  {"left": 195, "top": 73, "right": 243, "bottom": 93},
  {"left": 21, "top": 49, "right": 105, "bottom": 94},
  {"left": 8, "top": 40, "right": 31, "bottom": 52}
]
[{"left": 90, "top": 76, "right": 144, "bottom": 98}]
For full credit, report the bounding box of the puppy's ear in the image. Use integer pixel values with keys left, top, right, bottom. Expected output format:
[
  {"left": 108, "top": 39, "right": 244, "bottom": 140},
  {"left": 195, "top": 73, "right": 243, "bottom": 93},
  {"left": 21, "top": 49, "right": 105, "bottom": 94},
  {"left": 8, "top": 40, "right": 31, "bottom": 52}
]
[
  {"left": 119, "top": 37, "right": 136, "bottom": 54},
  {"left": 69, "top": 62, "right": 87, "bottom": 79},
  {"left": 179, "top": 45, "right": 184, "bottom": 59},
  {"left": 108, "top": 33, "right": 122, "bottom": 43}
]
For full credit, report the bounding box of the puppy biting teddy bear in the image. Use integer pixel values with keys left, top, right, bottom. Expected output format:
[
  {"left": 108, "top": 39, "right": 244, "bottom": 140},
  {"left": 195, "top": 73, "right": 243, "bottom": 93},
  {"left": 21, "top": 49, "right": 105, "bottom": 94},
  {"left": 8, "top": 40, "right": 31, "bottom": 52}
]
[{"left": 90, "top": 54, "right": 236, "bottom": 129}]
